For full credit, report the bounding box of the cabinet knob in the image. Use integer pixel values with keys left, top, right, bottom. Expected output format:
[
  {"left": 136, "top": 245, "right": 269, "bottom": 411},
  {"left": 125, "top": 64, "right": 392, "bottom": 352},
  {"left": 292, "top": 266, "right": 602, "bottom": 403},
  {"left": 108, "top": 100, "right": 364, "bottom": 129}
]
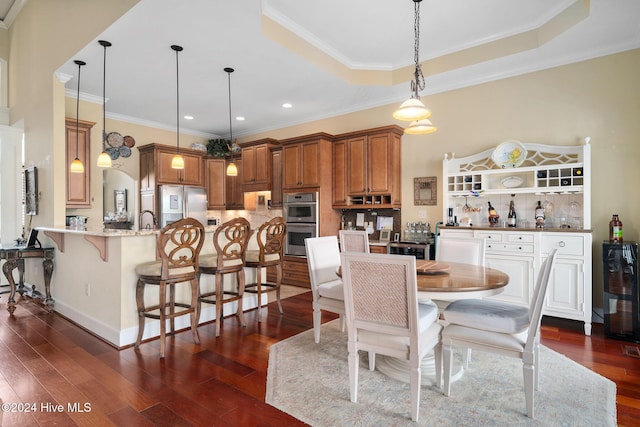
[{"left": 558, "top": 241, "right": 566, "bottom": 247}]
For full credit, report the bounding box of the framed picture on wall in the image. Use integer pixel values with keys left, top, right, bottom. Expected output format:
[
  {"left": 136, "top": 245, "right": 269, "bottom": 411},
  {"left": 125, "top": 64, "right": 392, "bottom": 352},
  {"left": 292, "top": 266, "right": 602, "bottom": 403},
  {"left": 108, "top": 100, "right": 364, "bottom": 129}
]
[
  {"left": 25, "top": 166, "right": 38, "bottom": 215},
  {"left": 414, "top": 176, "right": 437, "bottom": 205},
  {"left": 379, "top": 229, "right": 391, "bottom": 241}
]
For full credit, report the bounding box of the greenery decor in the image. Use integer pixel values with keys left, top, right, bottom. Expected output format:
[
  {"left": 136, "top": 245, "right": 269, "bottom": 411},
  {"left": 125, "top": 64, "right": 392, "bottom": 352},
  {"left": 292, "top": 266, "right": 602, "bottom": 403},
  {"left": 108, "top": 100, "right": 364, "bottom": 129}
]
[{"left": 207, "top": 138, "right": 231, "bottom": 157}]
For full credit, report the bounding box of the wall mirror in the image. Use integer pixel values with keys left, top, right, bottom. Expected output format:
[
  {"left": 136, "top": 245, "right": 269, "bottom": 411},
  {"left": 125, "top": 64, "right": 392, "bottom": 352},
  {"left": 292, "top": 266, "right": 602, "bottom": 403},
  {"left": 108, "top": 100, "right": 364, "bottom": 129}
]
[
  {"left": 414, "top": 176, "right": 437, "bottom": 205},
  {"left": 103, "top": 169, "right": 136, "bottom": 218},
  {"left": 25, "top": 166, "right": 38, "bottom": 215}
]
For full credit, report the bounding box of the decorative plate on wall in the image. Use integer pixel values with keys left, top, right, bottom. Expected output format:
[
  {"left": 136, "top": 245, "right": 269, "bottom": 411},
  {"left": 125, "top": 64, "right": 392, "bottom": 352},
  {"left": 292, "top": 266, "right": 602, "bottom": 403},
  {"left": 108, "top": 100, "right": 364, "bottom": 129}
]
[
  {"left": 491, "top": 140, "right": 527, "bottom": 168},
  {"left": 106, "top": 132, "right": 124, "bottom": 148}
]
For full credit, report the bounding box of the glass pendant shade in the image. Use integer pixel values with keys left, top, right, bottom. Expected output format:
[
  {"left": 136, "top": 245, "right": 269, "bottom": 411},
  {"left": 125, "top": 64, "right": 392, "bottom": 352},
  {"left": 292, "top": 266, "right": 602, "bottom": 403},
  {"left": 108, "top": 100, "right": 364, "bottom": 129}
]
[
  {"left": 171, "top": 154, "right": 185, "bottom": 169},
  {"left": 97, "top": 151, "right": 112, "bottom": 167},
  {"left": 392, "top": 97, "right": 431, "bottom": 121},
  {"left": 226, "top": 161, "right": 238, "bottom": 176},
  {"left": 70, "top": 158, "right": 84, "bottom": 173},
  {"left": 404, "top": 118, "right": 438, "bottom": 135}
]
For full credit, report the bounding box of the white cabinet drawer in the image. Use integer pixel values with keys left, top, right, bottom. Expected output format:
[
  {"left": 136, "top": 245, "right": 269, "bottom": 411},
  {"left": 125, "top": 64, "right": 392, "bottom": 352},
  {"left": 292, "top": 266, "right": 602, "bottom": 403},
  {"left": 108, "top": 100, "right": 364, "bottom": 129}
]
[
  {"left": 440, "top": 229, "right": 474, "bottom": 238},
  {"left": 541, "top": 234, "right": 584, "bottom": 256},
  {"left": 486, "top": 242, "right": 534, "bottom": 254},
  {"left": 475, "top": 231, "right": 503, "bottom": 242},
  {"left": 506, "top": 233, "right": 534, "bottom": 243}
]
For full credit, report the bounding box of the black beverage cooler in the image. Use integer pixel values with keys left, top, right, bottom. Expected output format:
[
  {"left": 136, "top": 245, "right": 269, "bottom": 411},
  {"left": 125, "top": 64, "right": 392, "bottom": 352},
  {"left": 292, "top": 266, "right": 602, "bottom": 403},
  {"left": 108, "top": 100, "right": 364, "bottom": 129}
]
[{"left": 602, "top": 241, "right": 639, "bottom": 342}]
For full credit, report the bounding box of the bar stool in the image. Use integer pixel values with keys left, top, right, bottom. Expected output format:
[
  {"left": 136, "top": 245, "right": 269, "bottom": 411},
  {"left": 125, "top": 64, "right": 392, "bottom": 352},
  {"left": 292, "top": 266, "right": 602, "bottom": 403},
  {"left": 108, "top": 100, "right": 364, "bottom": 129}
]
[
  {"left": 244, "top": 216, "right": 286, "bottom": 320},
  {"left": 134, "top": 217, "right": 205, "bottom": 358},
  {"left": 197, "top": 217, "right": 252, "bottom": 336}
]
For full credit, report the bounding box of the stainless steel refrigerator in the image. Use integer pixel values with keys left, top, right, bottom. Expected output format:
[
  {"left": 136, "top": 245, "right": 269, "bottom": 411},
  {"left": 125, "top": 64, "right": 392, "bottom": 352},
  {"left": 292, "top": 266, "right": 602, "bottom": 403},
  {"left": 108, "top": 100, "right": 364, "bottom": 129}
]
[{"left": 158, "top": 185, "right": 207, "bottom": 228}]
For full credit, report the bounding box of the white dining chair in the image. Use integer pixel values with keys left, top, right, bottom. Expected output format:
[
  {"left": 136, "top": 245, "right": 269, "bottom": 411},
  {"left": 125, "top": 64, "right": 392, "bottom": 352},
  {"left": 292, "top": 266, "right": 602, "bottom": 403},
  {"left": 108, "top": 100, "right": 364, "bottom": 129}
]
[
  {"left": 341, "top": 252, "right": 442, "bottom": 422},
  {"left": 339, "top": 230, "right": 370, "bottom": 253},
  {"left": 435, "top": 236, "right": 486, "bottom": 367},
  {"left": 436, "top": 236, "right": 486, "bottom": 265},
  {"left": 305, "top": 236, "right": 345, "bottom": 343},
  {"left": 441, "top": 249, "right": 558, "bottom": 418}
]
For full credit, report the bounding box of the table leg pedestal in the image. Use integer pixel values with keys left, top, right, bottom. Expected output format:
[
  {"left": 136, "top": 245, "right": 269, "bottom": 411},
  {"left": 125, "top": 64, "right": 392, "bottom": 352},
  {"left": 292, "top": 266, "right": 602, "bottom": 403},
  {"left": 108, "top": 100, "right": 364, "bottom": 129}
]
[{"left": 376, "top": 352, "right": 464, "bottom": 387}]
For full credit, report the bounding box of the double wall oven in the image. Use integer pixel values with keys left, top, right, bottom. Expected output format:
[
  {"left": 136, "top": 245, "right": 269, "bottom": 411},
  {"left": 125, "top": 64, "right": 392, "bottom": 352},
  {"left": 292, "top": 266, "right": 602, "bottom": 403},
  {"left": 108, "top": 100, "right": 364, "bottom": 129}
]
[{"left": 283, "top": 192, "right": 318, "bottom": 256}]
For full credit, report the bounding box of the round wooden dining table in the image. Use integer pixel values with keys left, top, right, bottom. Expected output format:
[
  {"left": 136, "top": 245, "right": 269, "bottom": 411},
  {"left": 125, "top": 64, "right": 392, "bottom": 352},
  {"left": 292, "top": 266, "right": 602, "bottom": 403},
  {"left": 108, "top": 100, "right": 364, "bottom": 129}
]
[{"left": 414, "top": 260, "right": 510, "bottom": 300}]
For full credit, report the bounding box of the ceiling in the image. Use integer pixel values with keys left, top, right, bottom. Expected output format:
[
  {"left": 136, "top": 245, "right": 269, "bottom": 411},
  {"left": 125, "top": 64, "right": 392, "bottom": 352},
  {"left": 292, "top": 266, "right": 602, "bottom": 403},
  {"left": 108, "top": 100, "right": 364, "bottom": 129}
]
[{"left": 45, "top": 0, "right": 640, "bottom": 140}]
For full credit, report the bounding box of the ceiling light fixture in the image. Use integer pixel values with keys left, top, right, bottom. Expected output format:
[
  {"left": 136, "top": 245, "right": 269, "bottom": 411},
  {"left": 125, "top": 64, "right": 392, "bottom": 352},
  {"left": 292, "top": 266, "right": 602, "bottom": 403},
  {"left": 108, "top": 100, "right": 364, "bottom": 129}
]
[
  {"left": 97, "top": 40, "right": 113, "bottom": 168},
  {"left": 70, "top": 60, "right": 86, "bottom": 174},
  {"left": 171, "top": 45, "right": 185, "bottom": 169},
  {"left": 392, "top": 0, "right": 437, "bottom": 134},
  {"left": 225, "top": 67, "right": 238, "bottom": 177}
]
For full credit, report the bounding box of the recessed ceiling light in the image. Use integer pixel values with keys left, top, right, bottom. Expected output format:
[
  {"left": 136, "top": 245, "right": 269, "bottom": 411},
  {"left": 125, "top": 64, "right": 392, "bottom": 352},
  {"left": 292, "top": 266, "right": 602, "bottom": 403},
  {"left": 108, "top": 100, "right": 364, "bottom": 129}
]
[
  {"left": 236, "top": 116, "right": 245, "bottom": 121},
  {"left": 282, "top": 103, "right": 292, "bottom": 108},
  {"left": 184, "top": 115, "right": 194, "bottom": 120}
]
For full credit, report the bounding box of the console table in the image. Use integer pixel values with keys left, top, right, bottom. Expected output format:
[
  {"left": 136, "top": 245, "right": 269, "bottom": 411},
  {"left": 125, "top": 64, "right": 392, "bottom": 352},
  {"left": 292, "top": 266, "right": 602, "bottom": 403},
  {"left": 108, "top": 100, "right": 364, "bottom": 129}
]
[{"left": 0, "top": 245, "right": 54, "bottom": 314}]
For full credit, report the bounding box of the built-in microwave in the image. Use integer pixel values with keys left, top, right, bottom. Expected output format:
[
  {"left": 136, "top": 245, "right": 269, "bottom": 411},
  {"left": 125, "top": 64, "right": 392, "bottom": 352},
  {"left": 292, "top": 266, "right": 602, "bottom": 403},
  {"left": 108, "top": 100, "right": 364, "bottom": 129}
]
[
  {"left": 283, "top": 192, "right": 318, "bottom": 224},
  {"left": 285, "top": 222, "right": 318, "bottom": 256}
]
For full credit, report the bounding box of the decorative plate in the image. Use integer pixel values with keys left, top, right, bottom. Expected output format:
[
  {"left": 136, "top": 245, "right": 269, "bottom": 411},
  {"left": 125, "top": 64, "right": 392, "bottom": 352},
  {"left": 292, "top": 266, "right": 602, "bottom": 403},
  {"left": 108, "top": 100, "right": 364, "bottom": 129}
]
[
  {"left": 119, "top": 145, "right": 132, "bottom": 158},
  {"left": 106, "top": 131, "right": 124, "bottom": 148},
  {"left": 491, "top": 140, "right": 527, "bottom": 168},
  {"left": 106, "top": 147, "right": 120, "bottom": 160},
  {"left": 191, "top": 142, "right": 207, "bottom": 152},
  {"left": 501, "top": 175, "right": 524, "bottom": 188},
  {"left": 123, "top": 135, "right": 136, "bottom": 148}
]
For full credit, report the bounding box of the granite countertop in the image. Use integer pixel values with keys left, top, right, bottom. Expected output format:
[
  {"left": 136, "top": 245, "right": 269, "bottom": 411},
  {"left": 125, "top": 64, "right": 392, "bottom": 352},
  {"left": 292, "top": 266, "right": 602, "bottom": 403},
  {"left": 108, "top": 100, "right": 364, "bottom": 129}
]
[{"left": 37, "top": 225, "right": 218, "bottom": 237}]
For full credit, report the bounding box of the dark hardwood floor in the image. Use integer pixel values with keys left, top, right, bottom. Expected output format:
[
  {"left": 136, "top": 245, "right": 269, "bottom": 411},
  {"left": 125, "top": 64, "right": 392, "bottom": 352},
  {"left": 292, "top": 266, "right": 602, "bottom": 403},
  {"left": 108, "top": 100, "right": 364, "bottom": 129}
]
[{"left": 1, "top": 291, "right": 639, "bottom": 426}]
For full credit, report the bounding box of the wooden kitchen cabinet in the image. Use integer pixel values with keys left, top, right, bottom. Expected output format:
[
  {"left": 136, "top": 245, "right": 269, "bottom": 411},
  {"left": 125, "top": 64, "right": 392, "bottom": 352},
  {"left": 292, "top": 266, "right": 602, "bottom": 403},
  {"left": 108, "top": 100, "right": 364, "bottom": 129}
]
[
  {"left": 205, "top": 158, "right": 226, "bottom": 209},
  {"left": 65, "top": 118, "right": 95, "bottom": 208},
  {"left": 241, "top": 139, "right": 277, "bottom": 191},
  {"left": 270, "top": 146, "right": 283, "bottom": 208},
  {"left": 225, "top": 157, "right": 244, "bottom": 209},
  {"left": 332, "top": 125, "right": 403, "bottom": 208},
  {"left": 156, "top": 149, "right": 204, "bottom": 186},
  {"left": 281, "top": 135, "right": 328, "bottom": 190}
]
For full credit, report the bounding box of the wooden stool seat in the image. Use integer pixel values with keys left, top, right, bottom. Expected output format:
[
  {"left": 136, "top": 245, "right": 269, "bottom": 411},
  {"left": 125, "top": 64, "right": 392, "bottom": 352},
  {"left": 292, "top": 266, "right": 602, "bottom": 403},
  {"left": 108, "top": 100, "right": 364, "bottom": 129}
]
[
  {"left": 244, "top": 217, "right": 286, "bottom": 321},
  {"left": 134, "top": 217, "right": 205, "bottom": 358},
  {"left": 198, "top": 217, "right": 252, "bottom": 337}
]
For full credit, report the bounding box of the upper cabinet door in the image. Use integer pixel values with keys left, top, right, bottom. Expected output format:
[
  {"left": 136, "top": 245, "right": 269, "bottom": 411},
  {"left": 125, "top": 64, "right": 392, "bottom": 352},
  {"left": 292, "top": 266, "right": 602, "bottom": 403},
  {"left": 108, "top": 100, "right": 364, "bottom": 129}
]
[
  {"left": 65, "top": 118, "right": 94, "bottom": 208},
  {"left": 156, "top": 149, "right": 204, "bottom": 186},
  {"left": 367, "top": 132, "right": 394, "bottom": 194},
  {"left": 282, "top": 143, "right": 302, "bottom": 189},
  {"left": 241, "top": 143, "right": 272, "bottom": 190},
  {"left": 346, "top": 136, "right": 367, "bottom": 195},
  {"left": 206, "top": 158, "right": 226, "bottom": 209}
]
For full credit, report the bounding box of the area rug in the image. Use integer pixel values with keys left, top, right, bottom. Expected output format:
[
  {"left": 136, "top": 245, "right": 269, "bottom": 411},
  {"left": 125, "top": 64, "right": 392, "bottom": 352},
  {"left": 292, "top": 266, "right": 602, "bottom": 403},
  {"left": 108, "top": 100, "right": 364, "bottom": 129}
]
[{"left": 266, "top": 320, "right": 616, "bottom": 426}]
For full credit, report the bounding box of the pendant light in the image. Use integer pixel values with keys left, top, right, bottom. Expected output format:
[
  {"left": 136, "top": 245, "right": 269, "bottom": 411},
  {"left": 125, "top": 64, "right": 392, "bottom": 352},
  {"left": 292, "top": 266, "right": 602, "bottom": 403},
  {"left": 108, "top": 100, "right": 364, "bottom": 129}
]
[
  {"left": 171, "top": 44, "right": 185, "bottom": 169},
  {"left": 225, "top": 67, "right": 238, "bottom": 177},
  {"left": 70, "top": 60, "right": 86, "bottom": 174},
  {"left": 97, "top": 40, "right": 113, "bottom": 168},
  {"left": 392, "top": 0, "right": 437, "bottom": 134}
]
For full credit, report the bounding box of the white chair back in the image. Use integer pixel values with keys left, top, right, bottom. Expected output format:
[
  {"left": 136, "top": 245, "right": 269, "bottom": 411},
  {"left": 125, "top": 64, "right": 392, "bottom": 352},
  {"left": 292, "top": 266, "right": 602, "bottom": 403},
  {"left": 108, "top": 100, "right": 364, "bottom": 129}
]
[
  {"left": 525, "top": 249, "right": 558, "bottom": 350},
  {"left": 436, "top": 236, "right": 485, "bottom": 265},
  {"left": 339, "top": 230, "right": 370, "bottom": 253},
  {"left": 305, "top": 236, "right": 341, "bottom": 299}
]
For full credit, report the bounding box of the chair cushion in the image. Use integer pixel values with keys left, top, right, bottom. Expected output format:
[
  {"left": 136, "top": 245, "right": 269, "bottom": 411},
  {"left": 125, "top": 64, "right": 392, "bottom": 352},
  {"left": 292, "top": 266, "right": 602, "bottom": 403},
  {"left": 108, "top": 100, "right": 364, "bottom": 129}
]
[
  {"left": 418, "top": 301, "right": 439, "bottom": 331},
  {"left": 135, "top": 260, "right": 195, "bottom": 278},
  {"left": 245, "top": 250, "right": 281, "bottom": 264},
  {"left": 442, "top": 324, "right": 526, "bottom": 352},
  {"left": 444, "top": 299, "right": 530, "bottom": 334},
  {"left": 199, "top": 253, "right": 243, "bottom": 269},
  {"left": 317, "top": 279, "right": 343, "bottom": 300}
]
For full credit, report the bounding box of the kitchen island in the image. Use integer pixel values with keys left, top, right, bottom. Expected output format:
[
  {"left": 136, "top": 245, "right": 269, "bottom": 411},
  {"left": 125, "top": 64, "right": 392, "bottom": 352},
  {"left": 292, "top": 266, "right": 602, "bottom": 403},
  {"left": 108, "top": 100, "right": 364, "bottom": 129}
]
[{"left": 36, "top": 226, "right": 264, "bottom": 348}]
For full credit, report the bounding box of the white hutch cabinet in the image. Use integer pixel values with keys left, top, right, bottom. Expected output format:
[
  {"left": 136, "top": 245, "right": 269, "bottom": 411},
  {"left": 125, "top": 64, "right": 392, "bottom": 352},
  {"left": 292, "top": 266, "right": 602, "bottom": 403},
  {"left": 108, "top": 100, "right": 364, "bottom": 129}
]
[{"left": 440, "top": 139, "right": 593, "bottom": 335}]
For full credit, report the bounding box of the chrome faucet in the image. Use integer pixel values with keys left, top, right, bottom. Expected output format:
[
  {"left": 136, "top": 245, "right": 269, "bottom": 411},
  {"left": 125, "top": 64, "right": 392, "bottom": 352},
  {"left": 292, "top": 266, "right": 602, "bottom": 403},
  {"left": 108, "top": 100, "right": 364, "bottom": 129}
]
[{"left": 139, "top": 210, "right": 157, "bottom": 230}]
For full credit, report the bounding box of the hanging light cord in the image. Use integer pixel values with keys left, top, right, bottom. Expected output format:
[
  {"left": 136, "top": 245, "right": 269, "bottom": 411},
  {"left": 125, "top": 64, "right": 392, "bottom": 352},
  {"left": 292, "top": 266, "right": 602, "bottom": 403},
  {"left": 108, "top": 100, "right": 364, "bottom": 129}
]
[
  {"left": 411, "top": 0, "right": 425, "bottom": 98},
  {"left": 226, "top": 68, "right": 233, "bottom": 143},
  {"left": 74, "top": 60, "right": 84, "bottom": 159},
  {"left": 174, "top": 45, "right": 181, "bottom": 154},
  {"left": 101, "top": 42, "right": 108, "bottom": 146}
]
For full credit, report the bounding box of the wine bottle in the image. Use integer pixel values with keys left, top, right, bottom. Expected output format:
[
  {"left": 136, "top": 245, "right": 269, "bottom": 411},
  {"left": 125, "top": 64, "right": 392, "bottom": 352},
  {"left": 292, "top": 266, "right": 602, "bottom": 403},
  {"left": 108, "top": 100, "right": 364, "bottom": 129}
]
[
  {"left": 609, "top": 214, "right": 623, "bottom": 243},
  {"left": 488, "top": 201, "right": 499, "bottom": 226},
  {"left": 535, "top": 201, "right": 545, "bottom": 229},
  {"left": 508, "top": 198, "right": 517, "bottom": 227}
]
